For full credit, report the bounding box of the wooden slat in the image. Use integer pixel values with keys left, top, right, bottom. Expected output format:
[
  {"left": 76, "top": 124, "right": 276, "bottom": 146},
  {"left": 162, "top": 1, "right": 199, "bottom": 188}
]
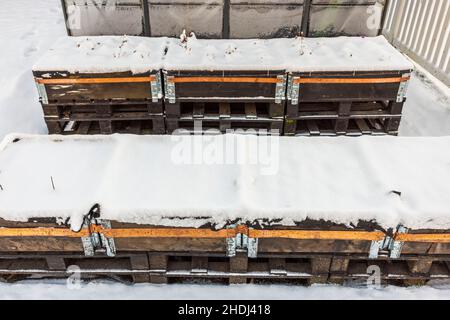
[
  {"left": 249, "top": 229, "right": 385, "bottom": 241},
  {"left": 219, "top": 102, "right": 231, "bottom": 118},
  {"left": 171, "top": 77, "right": 281, "bottom": 84},
  {"left": 355, "top": 119, "right": 372, "bottom": 134},
  {"left": 294, "top": 76, "right": 410, "bottom": 84},
  {"left": 307, "top": 120, "right": 320, "bottom": 135},
  {"left": 244, "top": 103, "right": 257, "bottom": 119},
  {"left": 4, "top": 225, "right": 450, "bottom": 244},
  {"left": 0, "top": 228, "right": 88, "bottom": 238},
  {"left": 36, "top": 76, "right": 156, "bottom": 85},
  {"left": 93, "top": 226, "right": 235, "bottom": 239},
  {"left": 193, "top": 103, "right": 205, "bottom": 119},
  {"left": 396, "top": 233, "right": 450, "bottom": 243},
  {"left": 76, "top": 121, "right": 91, "bottom": 134}
]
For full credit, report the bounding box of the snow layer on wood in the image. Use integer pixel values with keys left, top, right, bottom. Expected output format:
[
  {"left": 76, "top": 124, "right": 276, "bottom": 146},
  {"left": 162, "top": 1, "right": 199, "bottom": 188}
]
[
  {"left": 0, "top": 134, "right": 449, "bottom": 231},
  {"left": 283, "top": 35, "right": 414, "bottom": 72},
  {"left": 163, "top": 35, "right": 413, "bottom": 72},
  {"left": 32, "top": 36, "right": 169, "bottom": 74},
  {"left": 163, "top": 35, "right": 287, "bottom": 71}
]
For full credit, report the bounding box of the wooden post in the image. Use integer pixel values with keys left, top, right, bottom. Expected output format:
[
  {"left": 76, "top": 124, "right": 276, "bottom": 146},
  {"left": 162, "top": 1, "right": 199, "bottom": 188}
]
[
  {"left": 229, "top": 252, "right": 248, "bottom": 284},
  {"left": 130, "top": 254, "right": 150, "bottom": 283},
  {"left": 142, "top": 0, "right": 151, "bottom": 36},
  {"left": 149, "top": 254, "right": 168, "bottom": 284}
]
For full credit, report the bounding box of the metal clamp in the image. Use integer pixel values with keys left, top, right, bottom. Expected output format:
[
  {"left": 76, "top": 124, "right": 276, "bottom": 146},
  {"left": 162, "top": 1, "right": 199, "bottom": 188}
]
[
  {"left": 388, "top": 226, "right": 408, "bottom": 259},
  {"left": 274, "top": 75, "right": 287, "bottom": 104},
  {"left": 80, "top": 219, "right": 116, "bottom": 257},
  {"left": 397, "top": 73, "right": 411, "bottom": 103},
  {"left": 287, "top": 75, "right": 300, "bottom": 105},
  {"left": 150, "top": 72, "right": 162, "bottom": 103},
  {"left": 226, "top": 225, "right": 259, "bottom": 257},
  {"left": 226, "top": 225, "right": 238, "bottom": 257},
  {"left": 35, "top": 80, "right": 49, "bottom": 104},
  {"left": 164, "top": 75, "right": 176, "bottom": 104},
  {"left": 369, "top": 239, "right": 384, "bottom": 259}
]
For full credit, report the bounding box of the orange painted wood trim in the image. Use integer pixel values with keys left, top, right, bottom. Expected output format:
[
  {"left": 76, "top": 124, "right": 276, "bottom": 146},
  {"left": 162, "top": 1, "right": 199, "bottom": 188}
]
[
  {"left": 248, "top": 229, "right": 386, "bottom": 241},
  {"left": 2, "top": 225, "right": 450, "bottom": 244},
  {"left": 0, "top": 228, "right": 89, "bottom": 238},
  {"left": 171, "top": 77, "right": 282, "bottom": 84},
  {"left": 293, "top": 76, "right": 410, "bottom": 84},
  {"left": 90, "top": 226, "right": 236, "bottom": 238},
  {"left": 35, "top": 76, "right": 156, "bottom": 85},
  {"left": 394, "top": 233, "right": 450, "bottom": 243}
]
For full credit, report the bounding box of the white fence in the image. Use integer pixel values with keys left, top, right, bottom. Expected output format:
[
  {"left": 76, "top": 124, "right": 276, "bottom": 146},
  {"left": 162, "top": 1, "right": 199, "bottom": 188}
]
[{"left": 382, "top": 0, "right": 449, "bottom": 86}]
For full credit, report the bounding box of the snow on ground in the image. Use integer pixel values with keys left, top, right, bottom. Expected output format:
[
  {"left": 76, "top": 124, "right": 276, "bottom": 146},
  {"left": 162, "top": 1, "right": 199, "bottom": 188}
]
[
  {"left": 0, "top": 0, "right": 66, "bottom": 140},
  {"left": 399, "top": 65, "right": 450, "bottom": 136},
  {"left": 0, "top": 0, "right": 450, "bottom": 300},
  {"left": 1, "top": 280, "right": 450, "bottom": 300}
]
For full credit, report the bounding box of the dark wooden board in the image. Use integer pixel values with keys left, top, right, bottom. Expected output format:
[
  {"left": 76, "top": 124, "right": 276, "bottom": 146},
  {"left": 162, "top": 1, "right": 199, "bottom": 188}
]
[
  {"left": 164, "top": 70, "right": 284, "bottom": 101},
  {"left": 33, "top": 71, "right": 158, "bottom": 102},
  {"left": 289, "top": 70, "right": 411, "bottom": 103}
]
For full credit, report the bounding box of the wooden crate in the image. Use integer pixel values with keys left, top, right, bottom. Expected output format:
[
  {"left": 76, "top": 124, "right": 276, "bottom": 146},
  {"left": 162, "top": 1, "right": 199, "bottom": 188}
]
[
  {"left": 285, "top": 70, "right": 411, "bottom": 136},
  {"left": 163, "top": 70, "right": 286, "bottom": 115},
  {"left": 33, "top": 70, "right": 162, "bottom": 105},
  {"left": 2, "top": 218, "right": 450, "bottom": 285}
]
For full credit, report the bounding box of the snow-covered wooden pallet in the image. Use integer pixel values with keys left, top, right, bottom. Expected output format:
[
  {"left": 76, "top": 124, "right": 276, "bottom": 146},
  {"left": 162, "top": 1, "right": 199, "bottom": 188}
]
[
  {"left": 32, "top": 35, "right": 413, "bottom": 136},
  {"left": 0, "top": 134, "right": 449, "bottom": 285}
]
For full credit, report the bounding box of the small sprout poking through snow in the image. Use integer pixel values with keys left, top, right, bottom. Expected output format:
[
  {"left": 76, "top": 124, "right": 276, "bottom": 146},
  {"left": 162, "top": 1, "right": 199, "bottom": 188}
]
[
  {"left": 180, "top": 29, "right": 188, "bottom": 44},
  {"left": 225, "top": 44, "right": 237, "bottom": 55}
]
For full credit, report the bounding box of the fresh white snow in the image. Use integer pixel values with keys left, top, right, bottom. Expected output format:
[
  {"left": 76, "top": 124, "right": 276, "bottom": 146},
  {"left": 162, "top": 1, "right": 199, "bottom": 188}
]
[
  {"left": 0, "top": 0, "right": 66, "bottom": 140},
  {"left": 1, "top": 134, "right": 449, "bottom": 231},
  {"left": 1, "top": 280, "right": 450, "bottom": 300},
  {"left": 33, "top": 36, "right": 168, "bottom": 74},
  {"left": 160, "top": 34, "right": 413, "bottom": 72},
  {"left": 33, "top": 34, "right": 413, "bottom": 74}
]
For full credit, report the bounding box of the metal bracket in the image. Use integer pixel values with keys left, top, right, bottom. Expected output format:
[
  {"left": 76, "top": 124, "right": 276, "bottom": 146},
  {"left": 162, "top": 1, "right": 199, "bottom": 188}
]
[
  {"left": 150, "top": 72, "right": 162, "bottom": 103},
  {"left": 35, "top": 81, "right": 48, "bottom": 104},
  {"left": 81, "top": 220, "right": 96, "bottom": 257},
  {"left": 274, "top": 75, "right": 287, "bottom": 104},
  {"left": 369, "top": 239, "right": 384, "bottom": 259},
  {"left": 287, "top": 75, "right": 300, "bottom": 105},
  {"left": 226, "top": 226, "right": 259, "bottom": 257},
  {"left": 96, "top": 220, "right": 116, "bottom": 257},
  {"left": 164, "top": 75, "right": 176, "bottom": 104},
  {"left": 247, "top": 236, "right": 258, "bottom": 258},
  {"left": 226, "top": 225, "right": 237, "bottom": 257},
  {"left": 389, "top": 226, "right": 408, "bottom": 259},
  {"left": 80, "top": 219, "right": 116, "bottom": 257},
  {"left": 397, "top": 73, "right": 410, "bottom": 102}
]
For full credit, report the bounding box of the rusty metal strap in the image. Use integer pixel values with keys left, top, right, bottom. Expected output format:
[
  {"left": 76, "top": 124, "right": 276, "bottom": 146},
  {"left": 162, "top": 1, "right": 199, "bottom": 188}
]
[
  {"left": 293, "top": 76, "right": 410, "bottom": 84},
  {"left": 35, "top": 76, "right": 156, "bottom": 85},
  {"left": 170, "top": 77, "right": 282, "bottom": 84}
]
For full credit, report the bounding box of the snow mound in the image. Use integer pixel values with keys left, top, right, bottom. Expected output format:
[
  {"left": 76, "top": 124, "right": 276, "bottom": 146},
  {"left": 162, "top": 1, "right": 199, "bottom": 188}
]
[{"left": 0, "top": 134, "right": 448, "bottom": 231}]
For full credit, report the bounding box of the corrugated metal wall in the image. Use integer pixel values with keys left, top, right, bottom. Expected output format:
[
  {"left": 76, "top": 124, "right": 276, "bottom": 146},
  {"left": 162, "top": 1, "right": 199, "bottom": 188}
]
[{"left": 382, "top": 0, "right": 449, "bottom": 86}]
